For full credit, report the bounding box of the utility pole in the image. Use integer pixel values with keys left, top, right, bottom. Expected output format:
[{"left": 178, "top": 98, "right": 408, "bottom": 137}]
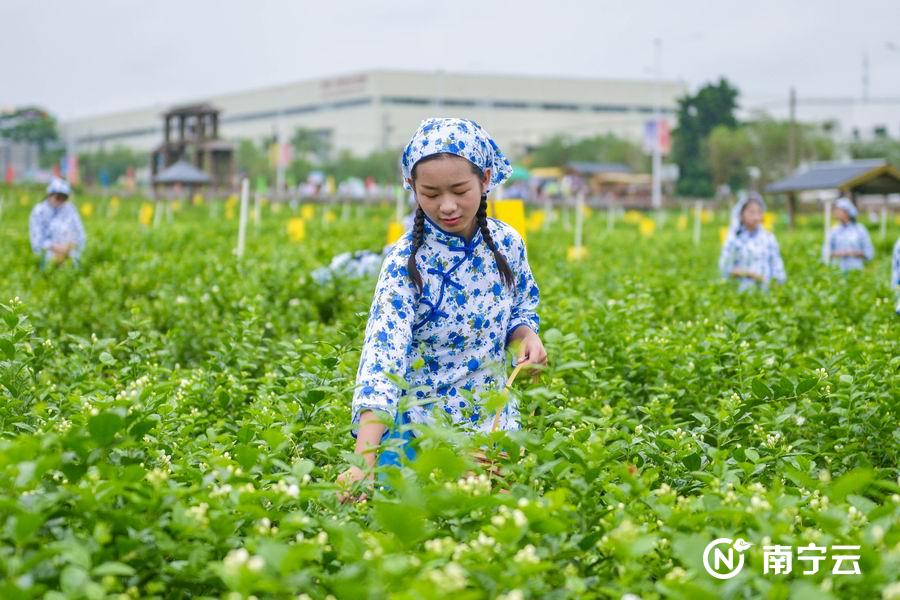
[
  {"left": 787, "top": 87, "right": 798, "bottom": 229},
  {"left": 651, "top": 38, "right": 662, "bottom": 212}
]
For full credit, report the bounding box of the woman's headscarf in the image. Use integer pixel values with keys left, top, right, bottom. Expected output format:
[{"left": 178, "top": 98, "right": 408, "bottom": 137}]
[
  {"left": 834, "top": 197, "right": 858, "bottom": 221},
  {"left": 727, "top": 191, "right": 766, "bottom": 237},
  {"left": 400, "top": 117, "right": 512, "bottom": 192}
]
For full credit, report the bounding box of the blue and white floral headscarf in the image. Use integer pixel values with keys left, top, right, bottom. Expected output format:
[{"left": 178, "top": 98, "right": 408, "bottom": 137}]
[
  {"left": 727, "top": 191, "right": 766, "bottom": 237},
  {"left": 400, "top": 117, "right": 512, "bottom": 192},
  {"left": 834, "top": 197, "right": 858, "bottom": 220}
]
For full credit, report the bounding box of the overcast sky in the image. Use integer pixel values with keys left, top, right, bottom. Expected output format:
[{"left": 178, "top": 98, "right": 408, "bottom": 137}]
[{"left": 3, "top": 0, "right": 899, "bottom": 121}]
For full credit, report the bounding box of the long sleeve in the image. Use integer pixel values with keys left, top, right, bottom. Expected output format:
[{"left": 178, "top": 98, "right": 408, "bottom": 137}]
[
  {"left": 768, "top": 235, "right": 786, "bottom": 284},
  {"left": 506, "top": 234, "right": 540, "bottom": 339},
  {"left": 350, "top": 247, "right": 417, "bottom": 436},
  {"left": 68, "top": 206, "right": 87, "bottom": 260},
  {"left": 893, "top": 239, "right": 900, "bottom": 287},
  {"left": 859, "top": 225, "right": 874, "bottom": 261},
  {"left": 822, "top": 229, "right": 833, "bottom": 264},
  {"left": 29, "top": 204, "right": 51, "bottom": 255},
  {"left": 719, "top": 236, "right": 737, "bottom": 278}
]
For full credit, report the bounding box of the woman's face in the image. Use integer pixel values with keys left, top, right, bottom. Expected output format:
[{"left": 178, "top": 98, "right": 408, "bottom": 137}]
[
  {"left": 834, "top": 207, "right": 850, "bottom": 224},
  {"left": 409, "top": 155, "right": 490, "bottom": 239},
  {"left": 741, "top": 200, "right": 763, "bottom": 231},
  {"left": 49, "top": 193, "right": 68, "bottom": 207}
]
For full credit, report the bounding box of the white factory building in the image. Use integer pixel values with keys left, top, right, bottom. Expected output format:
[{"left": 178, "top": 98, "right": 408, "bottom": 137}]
[{"left": 61, "top": 69, "right": 686, "bottom": 159}]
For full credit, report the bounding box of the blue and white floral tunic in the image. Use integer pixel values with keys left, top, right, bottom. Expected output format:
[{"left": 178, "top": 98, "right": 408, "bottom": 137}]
[
  {"left": 824, "top": 222, "right": 874, "bottom": 271},
  {"left": 719, "top": 228, "right": 786, "bottom": 291},
  {"left": 28, "top": 199, "right": 86, "bottom": 263},
  {"left": 351, "top": 215, "right": 540, "bottom": 437}
]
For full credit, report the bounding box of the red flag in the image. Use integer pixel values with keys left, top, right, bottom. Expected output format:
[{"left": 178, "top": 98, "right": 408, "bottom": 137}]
[{"left": 4, "top": 165, "right": 14, "bottom": 184}]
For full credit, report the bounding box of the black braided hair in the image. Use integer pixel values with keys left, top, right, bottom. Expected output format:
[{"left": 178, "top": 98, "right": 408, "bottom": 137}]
[
  {"left": 406, "top": 206, "right": 427, "bottom": 292},
  {"left": 476, "top": 194, "right": 515, "bottom": 289}
]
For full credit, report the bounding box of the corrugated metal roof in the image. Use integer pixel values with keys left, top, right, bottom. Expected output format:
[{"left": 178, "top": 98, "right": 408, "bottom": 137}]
[
  {"left": 766, "top": 159, "right": 887, "bottom": 192},
  {"left": 153, "top": 160, "right": 211, "bottom": 184}
]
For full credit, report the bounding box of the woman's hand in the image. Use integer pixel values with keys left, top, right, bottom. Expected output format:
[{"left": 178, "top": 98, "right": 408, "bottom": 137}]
[
  {"left": 337, "top": 465, "right": 373, "bottom": 503},
  {"left": 508, "top": 326, "right": 548, "bottom": 379},
  {"left": 337, "top": 410, "right": 386, "bottom": 503}
]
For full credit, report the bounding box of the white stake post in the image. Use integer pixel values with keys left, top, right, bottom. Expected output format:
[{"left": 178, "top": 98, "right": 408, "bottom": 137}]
[
  {"left": 823, "top": 198, "right": 832, "bottom": 264},
  {"left": 253, "top": 191, "right": 261, "bottom": 233},
  {"left": 693, "top": 200, "right": 702, "bottom": 246},
  {"left": 237, "top": 178, "right": 249, "bottom": 258},
  {"left": 574, "top": 192, "right": 585, "bottom": 250},
  {"left": 880, "top": 202, "right": 887, "bottom": 241},
  {"left": 395, "top": 185, "right": 404, "bottom": 224},
  {"left": 607, "top": 198, "right": 615, "bottom": 233}
]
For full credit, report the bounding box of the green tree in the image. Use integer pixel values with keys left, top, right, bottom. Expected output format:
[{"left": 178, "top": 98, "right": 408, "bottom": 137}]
[
  {"left": 743, "top": 115, "right": 834, "bottom": 189},
  {"left": 0, "top": 107, "right": 58, "bottom": 151},
  {"left": 524, "top": 133, "right": 648, "bottom": 171},
  {"left": 291, "top": 128, "right": 331, "bottom": 165},
  {"left": 78, "top": 146, "right": 146, "bottom": 185},
  {"left": 847, "top": 137, "right": 900, "bottom": 168},
  {"left": 707, "top": 125, "right": 753, "bottom": 191},
  {"left": 235, "top": 139, "right": 271, "bottom": 182},
  {"left": 672, "top": 78, "right": 740, "bottom": 197}
]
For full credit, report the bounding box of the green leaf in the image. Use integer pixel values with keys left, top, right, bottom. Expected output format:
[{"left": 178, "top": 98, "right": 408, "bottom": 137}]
[
  {"left": 373, "top": 501, "right": 426, "bottom": 546},
  {"left": 795, "top": 377, "right": 818, "bottom": 395},
  {"left": 93, "top": 562, "right": 136, "bottom": 576},
  {"left": 828, "top": 468, "right": 874, "bottom": 503},
  {"left": 0, "top": 338, "right": 15, "bottom": 360},
  {"left": 99, "top": 351, "right": 115, "bottom": 365},
  {"left": 751, "top": 379, "right": 772, "bottom": 399},
  {"left": 235, "top": 445, "right": 259, "bottom": 469},
  {"left": 744, "top": 448, "right": 760, "bottom": 463},
  {"left": 682, "top": 453, "right": 701, "bottom": 471},
  {"left": 88, "top": 413, "right": 124, "bottom": 445}
]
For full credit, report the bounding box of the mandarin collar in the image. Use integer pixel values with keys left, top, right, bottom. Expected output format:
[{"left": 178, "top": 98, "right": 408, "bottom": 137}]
[{"left": 423, "top": 214, "right": 483, "bottom": 252}]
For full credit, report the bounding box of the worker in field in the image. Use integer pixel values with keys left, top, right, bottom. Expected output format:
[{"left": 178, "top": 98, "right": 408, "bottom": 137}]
[
  {"left": 823, "top": 197, "right": 874, "bottom": 271},
  {"left": 28, "top": 178, "right": 86, "bottom": 268},
  {"left": 338, "top": 118, "right": 547, "bottom": 500},
  {"left": 718, "top": 191, "right": 786, "bottom": 291}
]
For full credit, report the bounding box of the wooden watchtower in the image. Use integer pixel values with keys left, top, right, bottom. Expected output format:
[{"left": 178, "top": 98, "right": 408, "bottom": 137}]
[{"left": 151, "top": 103, "right": 234, "bottom": 190}]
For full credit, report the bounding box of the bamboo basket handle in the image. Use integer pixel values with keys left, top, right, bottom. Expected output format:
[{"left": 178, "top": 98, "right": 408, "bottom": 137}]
[{"left": 490, "top": 362, "right": 525, "bottom": 433}]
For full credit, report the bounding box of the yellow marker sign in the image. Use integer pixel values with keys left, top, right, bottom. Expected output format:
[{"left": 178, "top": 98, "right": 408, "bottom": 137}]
[
  {"left": 224, "top": 195, "right": 238, "bottom": 221},
  {"left": 676, "top": 215, "right": 688, "bottom": 230},
  {"left": 192, "top": 193, "right": 204, "bottom": 206},
  {"left": 763, "top": 213, "right": 776, "bottom": 231},
  {"left": 526, "top": 210, "right": 545, "bottom": 232},
  {"left": 138, "top": 203, "right": 154, "bottom": 226},
  {"left": 270, "top": 202, "right": 282, "bottom": 214},
  {"left": 325, "top": 176, "right": 336, "bottom": 195},
  {"left": 488, "top": 199, "right": 527, "bottom": 243},
  {"left": 171, "top": 201, "right": 182, "bottom": 212},
  {"left": 109, "top": 196, "right": 121, "bottom": 210},
  {"left": 324, "top": 210, "right": 336, "bottom": 224},
  {"left": 638, "top": 217, "right": 656, "bottom": 237},
  {"left": 623, "top": 210, "right": 642, "bottom": 225},
  {"left": 797, "top": 215, "right": 810, "bottom": 226},
  {"left": 701, "top": 209, "right": 714, "bottom": 225},
  {"left": 582, "top": 205, "right": 593, "bottom": 219},
  {"left": 79, "top": 202, "right": 94, "bottom": 218},
  {"left": 567, "top": 246, "right": 588, "bottom": 261},
  {"left": 719, "top": 226, "right": 729, "bottom": 244},
  {"left": 386, "top": 221, "right": 405, "bottom": 245},
  {"left": 287, "top": 217, "right": 306, "bottom": 242},
  {"left": 301, "top": 205, "right": 315, "bottom": 220},
  {"left": 19, "top": 194, "right": 29, "bottom": 206}
]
